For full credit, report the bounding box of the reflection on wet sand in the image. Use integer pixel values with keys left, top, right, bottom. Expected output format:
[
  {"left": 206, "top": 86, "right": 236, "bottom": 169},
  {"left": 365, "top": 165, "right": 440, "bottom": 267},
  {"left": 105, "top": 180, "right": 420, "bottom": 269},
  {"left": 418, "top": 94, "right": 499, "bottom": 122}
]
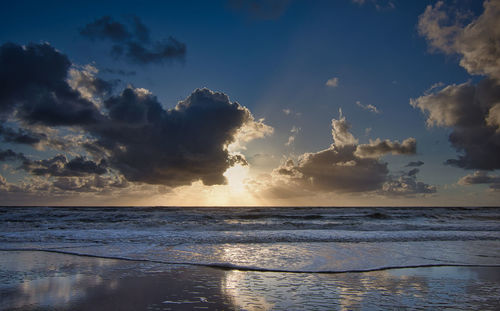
[
  {"left": 219, "top": 267, "right": 500, "bottom": 310},
  {"left": 1, "top": 250, "right": 500, "bottom": 310},
  {"left": 0, "top": 251, "right": 118, "bottom": 310}
]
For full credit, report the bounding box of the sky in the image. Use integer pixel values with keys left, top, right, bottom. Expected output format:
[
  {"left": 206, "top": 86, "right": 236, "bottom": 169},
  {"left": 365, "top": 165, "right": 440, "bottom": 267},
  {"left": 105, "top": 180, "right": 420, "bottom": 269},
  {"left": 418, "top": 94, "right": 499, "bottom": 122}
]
[{"left": 0, "top": 0, "right": 499, "bottom": 206}]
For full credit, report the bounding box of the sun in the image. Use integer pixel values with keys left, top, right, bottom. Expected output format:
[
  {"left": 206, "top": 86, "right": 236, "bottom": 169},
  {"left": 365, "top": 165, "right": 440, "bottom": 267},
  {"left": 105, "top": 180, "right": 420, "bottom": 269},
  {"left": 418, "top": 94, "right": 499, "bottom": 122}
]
[{"left": 224, "top": 164, "right": 249, "bottom": 193}]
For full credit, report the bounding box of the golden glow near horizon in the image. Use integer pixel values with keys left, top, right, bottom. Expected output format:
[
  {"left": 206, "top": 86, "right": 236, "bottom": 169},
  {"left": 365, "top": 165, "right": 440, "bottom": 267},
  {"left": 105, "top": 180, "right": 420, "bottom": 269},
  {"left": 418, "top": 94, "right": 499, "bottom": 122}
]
[{"left": 160, "top": 164, "right": 261, "bottom": 206}]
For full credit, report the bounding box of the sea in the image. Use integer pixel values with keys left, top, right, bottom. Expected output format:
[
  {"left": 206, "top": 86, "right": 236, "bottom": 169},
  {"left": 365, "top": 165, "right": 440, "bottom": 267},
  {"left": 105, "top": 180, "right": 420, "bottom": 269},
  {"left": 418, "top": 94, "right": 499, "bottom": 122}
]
[{"left": 1, "top": 206, "right": 499, "bottom": 272}]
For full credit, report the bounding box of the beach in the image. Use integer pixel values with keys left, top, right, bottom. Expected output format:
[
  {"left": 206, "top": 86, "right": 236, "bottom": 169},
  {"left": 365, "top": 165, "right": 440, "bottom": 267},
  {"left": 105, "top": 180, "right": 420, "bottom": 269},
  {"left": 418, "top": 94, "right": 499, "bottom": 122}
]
[{"left": 1, "top": 250, "right": 500, "bottom": 310}]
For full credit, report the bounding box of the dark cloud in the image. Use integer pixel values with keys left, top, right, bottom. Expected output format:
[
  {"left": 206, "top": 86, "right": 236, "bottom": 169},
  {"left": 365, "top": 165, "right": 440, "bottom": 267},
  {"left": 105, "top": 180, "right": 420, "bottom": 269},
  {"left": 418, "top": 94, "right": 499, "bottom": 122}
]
[
  {"left": 101, "top": 68, "right": 136, "bottom": 76},
  {"left": 458, "top": 171, "right": 500, "bottom": 184},
  {"left": 90, "top": 87, "right": 260, "bottom": 187},
  {"left": 355, "top": 138, "right": 416, "bottom": 158},
  {"left": 351, "top": 0, "right": 396, "bottom": 11},
  {"left": 0, "top": 41, "right": 270, "bottom": 189},
  {"left": 80, "top": 16, "right": 186, "bottom": 65},
  {"left": 458, "top": 171, "right": 500, "bottom": 191},
  {"left": 274, "top": 145, "right": 389, "bottom": 194},
  {"left": 80, "top": 16, "right": 131, "bottom": 42},
  {"left": 0, "top": 124, "right": 46, "bottom": 145},
  {"left": 22, "top": 155, "right": 107, "bottom": 177},
  {"left": 228, "top": 0, "right": 290, "bottom": 20},
  {"left": 411, "top": 79, "right": 500, "bottom": 170},
  {"left": 52, "top": 175, "right": 128, "bottom": 193},
  {"left": 408, "top": 168, "right": 419, "bottom": 176},
  {"left": 0, "top": 42, "right": 103, "bottom": 126},
  {"left": 406, "top": 161, "right": 424, "bottom": 167},
  {"left": 130, "top": 15, "right": 150, "bottom": 43},
  {"left": 123, "top": 38, "right": 186, "bottom": 65},
  {"left": 255, "top": 114, "right": 428, "bottom": 197},
  {"left": 414, "top": 1, "right": 500, "bottom": 171},
  {"left": 0, "top": 149, "right": 27, "bottom": 162}
]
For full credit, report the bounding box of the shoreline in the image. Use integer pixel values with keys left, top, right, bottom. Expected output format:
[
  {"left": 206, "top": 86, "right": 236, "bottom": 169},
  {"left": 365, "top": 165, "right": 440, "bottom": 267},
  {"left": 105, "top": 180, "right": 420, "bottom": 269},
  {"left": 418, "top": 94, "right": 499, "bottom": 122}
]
[{"left": 2, "top": 248, "right": 500, "bottom": 275}]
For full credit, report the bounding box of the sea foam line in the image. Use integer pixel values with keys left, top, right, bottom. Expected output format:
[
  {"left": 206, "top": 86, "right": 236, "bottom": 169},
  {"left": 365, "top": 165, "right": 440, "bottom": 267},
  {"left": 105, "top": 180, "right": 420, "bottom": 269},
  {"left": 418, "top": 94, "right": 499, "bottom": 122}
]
[{"left": 1, "top": 248, "right": 500, "bottom": 274}]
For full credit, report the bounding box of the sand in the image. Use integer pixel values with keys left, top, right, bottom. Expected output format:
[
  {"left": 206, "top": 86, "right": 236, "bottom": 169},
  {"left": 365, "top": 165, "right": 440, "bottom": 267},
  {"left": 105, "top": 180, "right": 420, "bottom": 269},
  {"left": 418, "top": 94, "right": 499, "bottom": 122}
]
[{"left": 1, "top": 250, "right": 500, "bottom": 310}]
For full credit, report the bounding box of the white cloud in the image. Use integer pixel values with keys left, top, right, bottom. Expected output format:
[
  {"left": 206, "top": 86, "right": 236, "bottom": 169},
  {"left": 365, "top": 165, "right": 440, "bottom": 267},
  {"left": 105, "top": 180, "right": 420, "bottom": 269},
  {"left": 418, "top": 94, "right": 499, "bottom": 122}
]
[
  {"left": 285, "top": 136, "right": 295, "bottom": 146},
  {"left": 356, "top": 101, "right": 380, "bottom": 114},
  {"left": 325, "top": 77, "right": 339, "bottom": 88}
]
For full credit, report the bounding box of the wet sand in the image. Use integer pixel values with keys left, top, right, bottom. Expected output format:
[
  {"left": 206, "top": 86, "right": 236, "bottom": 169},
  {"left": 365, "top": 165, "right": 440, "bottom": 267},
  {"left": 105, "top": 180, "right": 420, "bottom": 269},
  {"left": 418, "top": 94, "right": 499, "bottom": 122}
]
[{"left": 1, "top": 250, "right": 500, "bottom": 310}]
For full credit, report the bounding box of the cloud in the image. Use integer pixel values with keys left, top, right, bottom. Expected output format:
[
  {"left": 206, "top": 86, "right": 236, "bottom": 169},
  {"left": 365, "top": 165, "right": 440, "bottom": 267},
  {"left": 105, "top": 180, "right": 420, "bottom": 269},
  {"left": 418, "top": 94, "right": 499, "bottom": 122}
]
[
  {"left": 120, "top": 38, "right": 186, "bottom": 64},
  {"left": 458, "top": 171, "right": 500, "bottom": 191},
  {"left": 285, "top": 135, "right": 295, "bottom": 146},
  {"left": 229, "top": 117, "right": 273, "bottom": 151},
  {"left": 274, "top": 146, "right": 389, "bottom": 194},
  {"left": 351, "top": 0, "right": 395, "bottom": 10},
  {"left": 0, "top": 124, "right": 46, "bottom": 145},
  {"left": 0, "top": 42, "right": 103, "bottom": 126},
  {"left": 418, "top": 0, "right": 500, "bottom": 81},
  {"left": 0, "top": 174, "right": 32, "bottom": 193},
  {"left": 90, "top": 87, "right": 269, "bottom": 187},
  {"left": 80, "top": 16, "right": 186, "bottom": 65},
  {"left": 414, "top": 1, "right": 500, "bottom": 171},
  {"left": 0, "top": 149, "right": 27, "bottom": 162},
  {"left": 21, "top": 154, "right": 108, "bottom": 177},
  {"left": 130, "top": 15, "right": 150, "bottom": 43},
  {"left": 285, "top": 126, "right": 300, "bottom": 146},
  {"left": 282, "top": 108, "right": 301, "bottom": 118},
  {"left": 411, "top": 79, "right": 500, "bottom": 170},
  {"left": 331, "top": 110, "right": 358, "bottom": 146},
  {"left": 355, "top": 137, "right": 416, "bottom": 158},
  {"left": 52, "top": 175, "right": 128, "bottom": 193},
  {"left": 458, "top": 170, "right": 500, "bottom": 184},
  {"left": 325, "top": 77, "right": 339, "bottom": 88},
  {"left": 0, "top": 42, "right": 271, "bottom": 190},
  {"left": 80, "top": 16, "right": 132, "bottom": 42},
  {"left": 68, "top": 64, "right": 115, "bottom": 101},
  {"left": 227, "top": 0, "right": 290, "bottom": 20},
  {"left": 381, "top": 169, "right": 437, "bottom": 196},
  {"left": 356, "top": 101, "right": 380, "bottom": 114},
  {"left": 101, "top": 68, "right": 136, "bottom": 76},
  {"left": 486, "top": 102, "right": 500, "bottom": 131},
  {"left": 247, "top": 153, "right": 278, "bottom": 169},
  {"left": 252, "top": 113, "right": 429, "bottom": 197},
  {"left": 425, "top": 82, "right": 445, "bottom": 94},
  {"left": 406, "top": 160, "right": 425, "bottom": 167}
]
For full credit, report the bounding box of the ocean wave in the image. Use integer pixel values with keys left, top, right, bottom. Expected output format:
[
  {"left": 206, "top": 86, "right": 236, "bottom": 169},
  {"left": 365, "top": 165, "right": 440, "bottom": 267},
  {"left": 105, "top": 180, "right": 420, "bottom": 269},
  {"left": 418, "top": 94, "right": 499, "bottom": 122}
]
[{"left": 1, "top": 229, "right": 500, "bottom": 245}]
